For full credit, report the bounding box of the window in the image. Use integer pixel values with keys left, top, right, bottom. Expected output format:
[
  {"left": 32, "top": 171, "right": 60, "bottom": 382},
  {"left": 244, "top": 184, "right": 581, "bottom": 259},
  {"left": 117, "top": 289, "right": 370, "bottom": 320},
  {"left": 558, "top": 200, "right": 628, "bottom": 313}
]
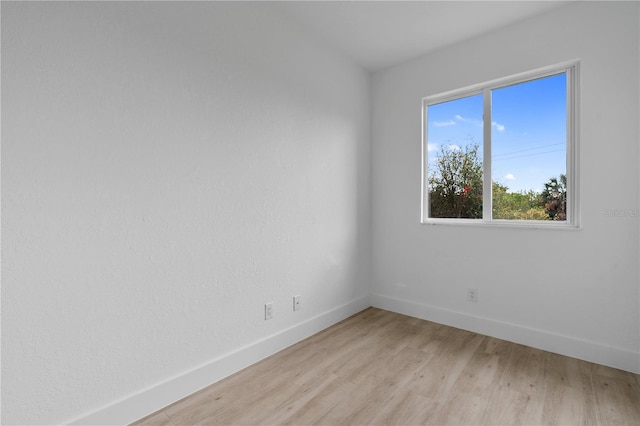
[{"left": 421, "top": 61, "right": 579, "bottom": 227}]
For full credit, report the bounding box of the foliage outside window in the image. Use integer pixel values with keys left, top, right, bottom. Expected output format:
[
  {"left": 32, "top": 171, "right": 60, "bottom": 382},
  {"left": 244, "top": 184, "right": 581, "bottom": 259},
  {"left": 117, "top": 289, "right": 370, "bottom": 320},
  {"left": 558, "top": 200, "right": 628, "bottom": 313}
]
[{"left": 421, "top": 62, "right": 578, "bottom": 226}]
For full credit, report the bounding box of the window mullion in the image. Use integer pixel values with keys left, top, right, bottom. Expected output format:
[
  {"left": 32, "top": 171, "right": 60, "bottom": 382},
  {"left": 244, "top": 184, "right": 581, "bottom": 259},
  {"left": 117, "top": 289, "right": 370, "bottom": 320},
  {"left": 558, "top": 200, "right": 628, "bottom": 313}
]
[{"left": 482, "top": 88, "right": 492, "bottom": 221}]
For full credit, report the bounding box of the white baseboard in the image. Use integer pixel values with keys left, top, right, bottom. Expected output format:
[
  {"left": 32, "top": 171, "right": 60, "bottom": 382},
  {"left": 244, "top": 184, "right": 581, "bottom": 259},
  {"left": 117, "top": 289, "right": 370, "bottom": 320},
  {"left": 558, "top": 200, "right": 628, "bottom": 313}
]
[
  {"left": 65, "top": 292, "right": 638, "bottom": 425},
  {"left": 66, "top": 295, "right": 371, "bottom": 426},
  {"left": 371, "top": 293, "right": 640, "bottom": 375}
]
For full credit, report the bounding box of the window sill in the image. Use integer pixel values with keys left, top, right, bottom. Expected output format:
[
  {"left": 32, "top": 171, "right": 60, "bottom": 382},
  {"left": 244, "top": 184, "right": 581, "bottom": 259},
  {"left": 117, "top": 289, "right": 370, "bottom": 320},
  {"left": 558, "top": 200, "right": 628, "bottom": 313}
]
[{"left": 420, "top": 219, "right": 581, "bottom": 230}]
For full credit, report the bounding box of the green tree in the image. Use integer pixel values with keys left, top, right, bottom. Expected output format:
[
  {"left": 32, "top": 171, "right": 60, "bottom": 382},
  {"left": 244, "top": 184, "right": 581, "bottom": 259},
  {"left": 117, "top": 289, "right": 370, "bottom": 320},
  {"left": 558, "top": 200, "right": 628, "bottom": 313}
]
[
  {"left": 429, "top": 143, "right": 483, "bottom": 218},
  {"left": 493, "top": 182, "right": 545, "bottom": 220},
  {"left": 541, "top": 174, "right": 567, "bottom": 220},
  {"left": 428, "top": 144, "right": 565, "bottom": 221}
]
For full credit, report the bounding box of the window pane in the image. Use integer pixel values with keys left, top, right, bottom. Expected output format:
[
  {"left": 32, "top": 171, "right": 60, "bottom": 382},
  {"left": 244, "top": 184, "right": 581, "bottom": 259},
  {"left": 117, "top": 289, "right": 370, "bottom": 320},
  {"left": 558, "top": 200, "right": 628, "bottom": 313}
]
[
  {"left": 491, "top": 73, "right": 567, "bottom": 220},
  {"left": 427, "top": 93, "right": 483, "bottom": 218}
]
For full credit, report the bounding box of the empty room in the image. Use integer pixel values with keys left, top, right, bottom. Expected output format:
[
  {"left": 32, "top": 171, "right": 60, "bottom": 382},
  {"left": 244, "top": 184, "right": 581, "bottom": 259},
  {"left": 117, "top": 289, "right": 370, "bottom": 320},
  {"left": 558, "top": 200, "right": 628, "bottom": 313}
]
[{"left": 2, "top": 1, "right": 639, "bottom": 424}]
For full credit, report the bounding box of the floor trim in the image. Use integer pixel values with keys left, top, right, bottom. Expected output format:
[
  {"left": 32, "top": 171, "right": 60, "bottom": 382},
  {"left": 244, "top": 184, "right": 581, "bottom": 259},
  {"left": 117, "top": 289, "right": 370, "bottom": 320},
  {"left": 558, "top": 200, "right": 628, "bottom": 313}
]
[
  {"left": 65, "top": 295, "right": 371, "bottom": 425},
  {"left": 371, "top": 293, "right": 640, "bottom": 374}
]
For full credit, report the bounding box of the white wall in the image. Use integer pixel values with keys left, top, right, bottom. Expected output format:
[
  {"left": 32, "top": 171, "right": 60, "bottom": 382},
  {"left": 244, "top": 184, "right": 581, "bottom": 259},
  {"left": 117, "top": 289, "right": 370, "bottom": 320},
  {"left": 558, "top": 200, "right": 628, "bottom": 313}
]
[
  {"left": 1, "top": 2, "right": 371, "bottom": 424},
  {"left": 371, "top": 1, "right": 639, "bottom": 374},
  {"left": 4, "top": 1, "right": 639, "bottom": 424}
]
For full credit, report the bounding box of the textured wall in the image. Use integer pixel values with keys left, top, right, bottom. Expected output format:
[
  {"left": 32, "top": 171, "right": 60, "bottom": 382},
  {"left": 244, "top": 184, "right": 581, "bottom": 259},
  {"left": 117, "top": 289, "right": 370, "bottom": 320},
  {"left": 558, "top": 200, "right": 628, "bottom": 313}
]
[
  {"left": 371, "top": 1, "right": 639, "bottom": 372},
  {"left": 1, "top": 2, "right": 371, "bottom": 424}
]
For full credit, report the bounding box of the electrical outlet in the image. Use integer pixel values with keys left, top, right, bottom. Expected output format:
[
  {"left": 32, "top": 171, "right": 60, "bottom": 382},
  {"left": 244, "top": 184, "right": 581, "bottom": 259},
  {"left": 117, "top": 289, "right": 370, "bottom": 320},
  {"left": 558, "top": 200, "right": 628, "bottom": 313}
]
[
  {"left": 467, "top": 288, "right": 478, "bottom": 302},
  {"left": 265, "top": 302, "right": 274, "bottom": 320},
  {"left": 293, "top": 295, "right": 301, "bottom": 311}
]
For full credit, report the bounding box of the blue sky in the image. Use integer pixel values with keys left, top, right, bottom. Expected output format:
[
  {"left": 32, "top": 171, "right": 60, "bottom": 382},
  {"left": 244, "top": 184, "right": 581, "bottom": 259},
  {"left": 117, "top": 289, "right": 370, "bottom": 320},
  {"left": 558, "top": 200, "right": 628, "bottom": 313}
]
[{"left": 426, "top": 73, "right": 566, "bottom": 193}]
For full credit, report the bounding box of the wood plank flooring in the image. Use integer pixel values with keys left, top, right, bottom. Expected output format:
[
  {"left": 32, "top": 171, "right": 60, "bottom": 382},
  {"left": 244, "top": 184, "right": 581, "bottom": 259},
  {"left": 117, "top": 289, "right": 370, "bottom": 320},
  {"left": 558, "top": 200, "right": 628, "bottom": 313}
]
[{"left": 132, "top": 308, "right": 640, "bottom": 425}]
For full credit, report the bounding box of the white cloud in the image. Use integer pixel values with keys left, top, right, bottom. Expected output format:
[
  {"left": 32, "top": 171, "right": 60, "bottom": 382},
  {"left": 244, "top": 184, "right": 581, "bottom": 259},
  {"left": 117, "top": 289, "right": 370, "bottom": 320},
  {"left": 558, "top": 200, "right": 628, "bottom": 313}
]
[
  {"left": 433, "top": 120, "right": 456, "bottom": 127},
  {"left": 456, "top": 114, "right": 483, "bottom": 127},
  {"left": 456, "top": 114, "right": 505, "bottom": 132},
  {"left": 448, "top": 144, "right": 461, "bottom": 151},
  {"left": 427, "top": 143, "right": 438, "bottom": 152},
  {"left": 504, "top": 173, "right": 516, "bottom": 181}
]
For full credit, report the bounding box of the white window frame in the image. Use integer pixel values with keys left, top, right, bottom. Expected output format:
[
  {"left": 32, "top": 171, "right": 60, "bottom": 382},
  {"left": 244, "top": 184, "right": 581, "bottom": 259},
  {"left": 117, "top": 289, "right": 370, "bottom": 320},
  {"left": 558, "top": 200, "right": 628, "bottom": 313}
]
[{"left": 421, "top": 60, "right": 580, "bottom": 228}]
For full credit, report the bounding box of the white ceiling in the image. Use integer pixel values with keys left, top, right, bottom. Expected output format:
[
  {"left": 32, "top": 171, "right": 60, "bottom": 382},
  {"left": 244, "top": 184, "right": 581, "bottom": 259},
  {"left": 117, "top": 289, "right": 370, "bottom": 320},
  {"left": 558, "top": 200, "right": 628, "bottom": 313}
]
[{"left": 277, "top": 1, "right": 572, "bottom": 71}]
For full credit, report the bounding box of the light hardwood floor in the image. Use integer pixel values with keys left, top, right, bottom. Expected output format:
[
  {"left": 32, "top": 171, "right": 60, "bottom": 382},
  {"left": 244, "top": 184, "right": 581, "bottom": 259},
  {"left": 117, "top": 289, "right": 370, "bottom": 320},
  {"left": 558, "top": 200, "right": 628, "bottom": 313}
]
[{"left": 132, "top": 308, "right": 640, "bottom": 425}]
